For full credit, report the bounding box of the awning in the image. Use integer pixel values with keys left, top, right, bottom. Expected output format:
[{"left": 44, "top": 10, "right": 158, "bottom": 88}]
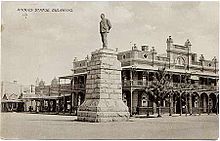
[
  {"left": 1, "top": 100, "right": 24, "bottom": 103},
  {"left": 22, "top": 94, "right": 71, "bottom": 100},
  {"left": 59, "top": 75, "right": 73, "bottom": 79},
  {"left": 73, "top": 72, "right": 87, "bottom": 76}
]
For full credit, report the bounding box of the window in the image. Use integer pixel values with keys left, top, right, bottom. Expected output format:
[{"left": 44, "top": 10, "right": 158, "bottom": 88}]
[
  {"left": 176, "top": 56, "right": 185, "bottom": 65},
  {"left": 149, "top": 72, "right": 154, "bottom": 81},
  {"left": 142, "top": 99, "right": 148, "bottom": 106},
  {"left": 192, "top": 54, "right": 196, "bottom": 62},
  {"left": 123, "top": 55, "right": 126, "bottom": 59}
]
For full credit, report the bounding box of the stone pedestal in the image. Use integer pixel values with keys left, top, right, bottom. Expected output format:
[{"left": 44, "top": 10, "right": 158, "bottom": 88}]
[{"left": 77, "top": 48, "right": 130, "bottom": 122}]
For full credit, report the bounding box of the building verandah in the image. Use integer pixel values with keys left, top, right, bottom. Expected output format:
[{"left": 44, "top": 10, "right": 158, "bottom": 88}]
[
  {"left": 60, "top": 74, "right": 86, "bottom": 115},
  {"left": 121, "top": 68, "right": 219, "bottom": 116},
  {"left": 23, "top": 73, "right": 87, "bottom": 115},
  {"left": 122, "top": 89, "right": 219, "bottom": 116},
  {"left": 1, "top": 100, "right": 24, "bottom": 112},
  {"left": 21, "top": 65, "right": 218, "bottom": 116}
]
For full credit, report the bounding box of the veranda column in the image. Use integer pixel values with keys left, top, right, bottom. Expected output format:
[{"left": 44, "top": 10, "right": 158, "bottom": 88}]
[
  {"left": 48, "top": 99, "right": 51, "bottom": 112},
  {"left": 55, "top": 99, "right": 59, "bottom": 114},
  {"left": 143, "top": 72, "right": 146, "bottom": 86},
  {"left": 30, "top": 100, "right": 33, "bottom": 112},
  {"left": 169, "top": 94, "right": 173, "bottom": 116},
  {"left": 189, "top": 94, "right": 193, "bottom": 115},
  {"left": 174, "top": 101, "right": 177, "bottom": 114},
  {"left": 163, "top": 100, "right": 166, "bottom": 107},
  {"left": 180, "top": 94, "right": 182, "bottom": 116},
  {"left": 216, "top": 95, "right": 219, "bottom": 115},
  {"left": 130, "top": 70, "right": 133, "bottom": 116},
  {"left": 38, "top": 100, "right": 41, "bottom": 112},
  {"left": 198, "top": 96, "right": 201, "bottom": 115},
  {"left": 208, "top": 95, "right": 210, "bottom": 115},
  {"left": 123, "top": 71, "right": 127, "bottom": 81},
  {"left": 71, "top": 93, "right": 74, "bottom": 114},
  {"left": 146, "top": 71, "right": 149, "bottom": 86},
  {"left": 41, "top": 100, "right": 44, "bottom": 112},
  {"left": 75, "top": 92, "right": 78, "bottom": 115},
  {"left": 203, "top": 95, "right": 207, "bottom": 113},
  {"left": 37, "top": 100, "right": 40, "bottom": 112},
  {"left": 52, "top": 99, "right": 56, "bottom": 112},
  {"left": 63, "top": 96, "right": 66, "bottom": 114},
  {"left": 153, "top": 102, "right": 157, "bottom": 114},
  {"left": 69, "top": 94, "right": 73, "bottom": 114},
  {"left": 185, "top": 95, "right": 188, "bottom": 116},
  {"left": 35, "top": 100, "right": 38, "bottom": 112},
  {"left": 16, "top": 102, "right": 19, "bottom": 111}
]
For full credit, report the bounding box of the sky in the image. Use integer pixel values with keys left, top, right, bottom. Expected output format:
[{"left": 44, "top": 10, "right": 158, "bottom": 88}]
[{"left": 1, "top": 1, "right": 219, "bottom": 85}]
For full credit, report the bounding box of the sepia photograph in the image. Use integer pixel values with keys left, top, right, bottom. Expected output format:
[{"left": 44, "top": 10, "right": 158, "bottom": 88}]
[{"left": 0, "top": 1, "right": 219, "bottom": 139}]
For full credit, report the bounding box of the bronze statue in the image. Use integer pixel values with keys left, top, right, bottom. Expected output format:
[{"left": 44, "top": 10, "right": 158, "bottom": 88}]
[{"left": 100, "top": 13, "right": 112, "bottom": 48}]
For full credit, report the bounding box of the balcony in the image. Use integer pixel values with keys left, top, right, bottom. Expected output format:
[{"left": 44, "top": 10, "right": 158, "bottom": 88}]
[
  {"left": 198, "top": 85, "right": 217, "bottom": 91},
  {"left": 122, "top": 80, "right": 147, "bottom": 87},
  {"left": 73, "top": 84, "right": 86, "bottom": 89},
  {"left": 59, "top": 84, "right": 72, "bottom": 92},
  {"left": 122, "top": 80, "right": 218, "bottom": 91},
  {"left": 59, "top": 83, "right": 86, "bottom": 92}
]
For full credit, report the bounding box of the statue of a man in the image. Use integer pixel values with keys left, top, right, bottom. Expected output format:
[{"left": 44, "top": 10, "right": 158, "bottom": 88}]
[{"left": 100, "top": 13, "right": 112, "bottom": 48}]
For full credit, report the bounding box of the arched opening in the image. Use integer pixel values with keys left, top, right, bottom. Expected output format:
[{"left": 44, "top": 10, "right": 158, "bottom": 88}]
[
  {"left": 65, "top": 95, "right": 72, "bottom": 113},
  {"left": 122, "top": 92, "right": 128, "bottom": 106},
  {"left": 122, "top": 90, "right": 131, "bottom": 107},
  {"left": 180, "top": 92, "right": 189, "bottom": 114},
  {"left": 136, "top": 90, "right": 152, "bottom": 108},
  {"left": 160, "top": 92, "right": 171, "bottom": 114},
  {"left": 78, "top": 76, "right": 85, "bottom": 88},
  {"left": 122, "top": 90, "right": 131, "bottom": 114},
  {"left": 138, "top": 90, "right": 155, "bottom": 115},
  {"left": 191, "top": 92, "right": 200, "bottom": 114},
  {"left": 141, "top": 93, "right": 148, "bottom": 107},
  {"left": 176, "top": 56, "right": 186, "bottom": 65},
  {"left": 78, "top": 92, "right": 85, "bottom": 106},
  {"left": 48, "top": 99, "right": 56, "bottom": 112},
  {"left": 174, "top": 92, "right": 183, "bottom": 114},
  {"left": 200, "top": 93, "right": 208, "bottom": 113},
  {"left": 209, "top": 93, "right": 217, "bottom": 113},
  {"left": 132, "top": 89, "right": 141, "bottom": 115}
]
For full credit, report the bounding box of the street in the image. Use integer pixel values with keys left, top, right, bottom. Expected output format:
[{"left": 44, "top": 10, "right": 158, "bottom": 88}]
[{"left": 0, "top": 113, "right": 219, "bottom": 139}]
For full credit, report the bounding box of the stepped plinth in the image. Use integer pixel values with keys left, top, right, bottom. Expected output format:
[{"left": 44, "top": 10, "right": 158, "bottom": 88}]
[{"left": 77, "top": 48, "right": 130, "bottom": 122}]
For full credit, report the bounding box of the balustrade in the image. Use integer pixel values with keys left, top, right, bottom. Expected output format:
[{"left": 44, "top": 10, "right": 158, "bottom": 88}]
[
  {"left": 122, "top": 80, "right": 217, "bottom": 91},
  {"left": 59, "top": 84, "right": 72, "bottom": 92},
  {"left": 122, "top": 80, "right": 146, "bottom": 87}
]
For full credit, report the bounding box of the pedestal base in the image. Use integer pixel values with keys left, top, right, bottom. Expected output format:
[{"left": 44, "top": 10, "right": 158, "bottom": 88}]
[{"left": 77, "top": 99, "right": 129, "bottom": 122}]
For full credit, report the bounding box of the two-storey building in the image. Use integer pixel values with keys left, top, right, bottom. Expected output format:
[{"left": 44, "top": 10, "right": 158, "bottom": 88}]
[{"left": 71, "top": 36, "right": 219, "bottom": 116}]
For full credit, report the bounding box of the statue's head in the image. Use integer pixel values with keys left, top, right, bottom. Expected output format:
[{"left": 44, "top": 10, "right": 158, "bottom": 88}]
[{"left": 100, "top": 13, "right": 105, "bottom": 19}]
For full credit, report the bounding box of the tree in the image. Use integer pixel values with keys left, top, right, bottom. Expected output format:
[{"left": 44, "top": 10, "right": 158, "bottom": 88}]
[{"left": 145, "top": 67, "right": 172, "bottom": 117}]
